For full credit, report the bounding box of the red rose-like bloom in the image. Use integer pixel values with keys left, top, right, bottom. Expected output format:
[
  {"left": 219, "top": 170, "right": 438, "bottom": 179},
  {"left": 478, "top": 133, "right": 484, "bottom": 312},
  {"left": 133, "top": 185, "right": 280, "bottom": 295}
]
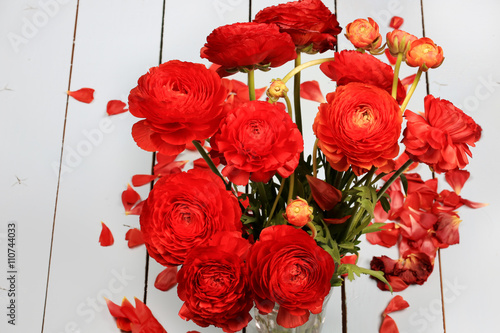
[
  {"left": 403, "top": 95, "right": 482, "bottom": 173},
  {"left": 345, "top": 17, "right": 382, "bottom": 50},
  {"left": 211, "top": 101, "right": 303, "bottom": 185},
  {"left": 129, "top": 60, "right": 227, "bottom": 155},
  {"left": 248, "top": 225, "right": 334, "bottom": 328},
  {"left": 140, "top": 169, "right": 242, "bottom": 266},
  {"left": 254, "top": 0, "right": 342, "bottom": 54},
  {"left": 313, "top": 82, "right": 402, "bottom": 175},
  {"left": 201, "top": 22, "right": 297, "bottom": 76},
  {"left": 406, "top": 37, "right": 444, "bottom": 71},
  {"left": 177, "top": 232, "right": 253, "bottom": 333},
  {"left": 320, "top": 51, "right": 406, "bottom": 104}
]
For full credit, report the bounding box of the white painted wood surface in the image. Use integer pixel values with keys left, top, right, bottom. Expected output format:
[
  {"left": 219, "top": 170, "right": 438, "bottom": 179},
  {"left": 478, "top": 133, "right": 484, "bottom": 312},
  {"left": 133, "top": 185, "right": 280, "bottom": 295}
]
[{"left": 1, "top": 0, "right": 499, "bottom": 332}]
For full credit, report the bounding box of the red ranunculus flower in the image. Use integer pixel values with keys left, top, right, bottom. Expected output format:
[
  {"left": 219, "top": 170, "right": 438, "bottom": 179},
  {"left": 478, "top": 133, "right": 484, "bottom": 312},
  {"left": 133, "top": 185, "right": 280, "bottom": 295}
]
[
  {"left": 177, "top": 232, "right": 253, "bottom": 333},
  {"left": 247, "top": 225, "right": 334, "bottom": 328},
  {"left": 129, "top": 60, "right": 227, "bottom": 155},
  {"left": 201, "top": 22, "right": 297, "bottom": 76},
  {"left": 313, "top": 82, "right": 402, "bottom": 175},
  {"left": 403, "top": 95, "right": 482, "bottom": 173},
  {"left": 140, "top": 169, "right": 242, "bottom": 266},
  {"left": 253, "top": 0, "right": 342, "bottom": 54},
  {"left": 320, "top": 50, "right": 406, "bottom": 104},
  {"left": 210, "top": 100, "right": 303, "bottom": 185}
]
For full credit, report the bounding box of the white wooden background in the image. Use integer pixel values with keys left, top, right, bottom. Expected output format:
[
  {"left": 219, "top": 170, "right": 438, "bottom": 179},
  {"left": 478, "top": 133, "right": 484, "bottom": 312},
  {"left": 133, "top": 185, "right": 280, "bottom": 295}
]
[{"left": 1, "top": 0, "right": 499, "bottom": 332}]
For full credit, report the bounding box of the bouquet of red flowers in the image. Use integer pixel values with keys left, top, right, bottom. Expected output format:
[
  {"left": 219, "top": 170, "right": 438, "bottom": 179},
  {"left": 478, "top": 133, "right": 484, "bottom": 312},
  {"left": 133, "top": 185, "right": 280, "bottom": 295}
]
[{"left": 104, "top": 0, "right": 483, "bottom": 332}]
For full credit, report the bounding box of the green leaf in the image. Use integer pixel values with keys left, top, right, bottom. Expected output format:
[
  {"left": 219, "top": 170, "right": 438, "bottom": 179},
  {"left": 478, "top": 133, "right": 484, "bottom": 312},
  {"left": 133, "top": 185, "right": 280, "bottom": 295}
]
[
  {"left": 361, "top": 222, "right": 385, "bottom": 234},
  {"left": 341, "top": 264, "right": 393, "bottom": 292},
  {"left": 400, "top": 173, "right": 408, "bottom": 195},
  {"left": 379, "top": 194, "right": 391, "bottom": 213},
  {"left": 330, "top": 240, "right": 341, "bottom": 264}
]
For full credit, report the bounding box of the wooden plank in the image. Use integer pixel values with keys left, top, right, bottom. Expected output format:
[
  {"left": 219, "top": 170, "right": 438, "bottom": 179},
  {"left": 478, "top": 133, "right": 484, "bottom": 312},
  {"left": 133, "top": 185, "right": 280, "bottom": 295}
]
[
  {"left": 423, "top": 0, "right": 500, "bottom": 331},
  {"left": 0, "top": 1, "right": 78, "bottom": 332},
  {"left": 41, "top": 1, "right": 164, "bottom": 332},
  {"left": 335, "top": 1, "right": 446, "bottom": 332}
]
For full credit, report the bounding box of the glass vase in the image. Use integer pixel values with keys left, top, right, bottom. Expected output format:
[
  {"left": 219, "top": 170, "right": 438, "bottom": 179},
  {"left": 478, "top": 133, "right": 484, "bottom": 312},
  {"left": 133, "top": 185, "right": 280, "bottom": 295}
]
[{"left": 249, "top": 292, "right": 331, "bottom": 333}]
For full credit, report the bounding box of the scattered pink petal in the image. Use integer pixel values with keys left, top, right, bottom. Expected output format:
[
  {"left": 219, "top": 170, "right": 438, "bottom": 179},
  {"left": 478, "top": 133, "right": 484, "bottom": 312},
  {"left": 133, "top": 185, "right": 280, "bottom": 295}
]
[
  {"left": 300, "top": 80, "right": 326, "bottom": 103},
  {"left": 125, "top": 228, "right": 145, "bottom": 248},
  {"left": 99, "top": 222, "right": 114, "bottom": 246},
  {"left": 390, "top": 16, "right": 404, "bottom": 29},
  {"left": 67, "top": 88, "right": 95, "bottom": 103},
  {"left": 107, "top": 100, "right": 128, "bottom": 115},
  {"left": 154, "top": 266, "right": 178, "bottom": 291}
]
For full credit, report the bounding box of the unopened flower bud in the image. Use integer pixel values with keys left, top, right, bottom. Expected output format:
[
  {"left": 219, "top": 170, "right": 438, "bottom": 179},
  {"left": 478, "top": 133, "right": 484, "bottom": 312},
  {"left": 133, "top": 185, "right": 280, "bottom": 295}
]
[
  {"left": 345, "top": 18, "right": 382, "bottom": 51},
  {"left": 284, "top": 197, "right": 313, "bottom": 227},
  {"left": 386, "top": 30, "right": 417, "bottom": 59},
  {"left": 406, "top": 37, "right": 444, "bottom": 71},
  {"left": 267, "top": 79, "right": 289, "bottom": 102}
]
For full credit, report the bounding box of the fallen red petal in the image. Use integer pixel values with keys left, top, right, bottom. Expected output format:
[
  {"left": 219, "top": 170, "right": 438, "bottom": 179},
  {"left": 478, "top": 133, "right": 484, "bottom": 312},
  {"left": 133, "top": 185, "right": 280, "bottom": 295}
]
[
  {"left": 154, "top": 266, "right": 178, "bottom": 292},
  {"left": 125, "top": 228, "right": 145, "bottom": 248},
  {"left": 385, "top": 49, "right": 397, "bottom": 65},
  {"left": 107, "top": 100, "right": 128, "bottom": 115},
  {"left": 383, "top": 295, "right": 409, "bottom": 315},
  {"left": 99, "top": 222, "right": 114, "bottom": 246},
  {"left": 67, "top": 88, "right": 95, "bottom": 103},
  {"left": 127, "top": 201, "right": 144, "bottom": 216},
  {"left": 380, "top": 315, "right": 399, "bottom": 333},
  {"left": 445, "top": 169, "right": 470, "bottom": 195},
  {"left": 300, "top": 80, "right": 326, "bottom": 103},
  {"left": 306, "top": 175, "right": 342, "bottom": 211},
  {"left": 389, "top": 16, "right": 404, "bottom": 29},
  {"left": 323, "top": 215, "right": 351, "bottom": 224},
  {"left": 132, "top": 174, "right": 157, "bottom": 187},
  {"left": 122, "top": 184, "right": 141, "bottom": 214},
  {"left": 401, "top": 74, "right": 417, "bottom": 90}
]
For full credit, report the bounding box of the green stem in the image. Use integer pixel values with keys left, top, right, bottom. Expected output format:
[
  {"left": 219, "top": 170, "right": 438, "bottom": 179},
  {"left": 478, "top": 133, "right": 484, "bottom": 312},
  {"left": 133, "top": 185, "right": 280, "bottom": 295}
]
[
  {"left": 392, "top": 53, "right": 404, "bottom": 99},
  {"left": 376, "top": 159, "right": 414, "bottom": 201},
  {"left": 282, "top": 57, "right": 335, "bottom": 84},
  {"left": 283, "top": 92, "right": 293, "bottom": 118},
  {"left": 293, "top": 53, "right": 303, "bottom": 135},
  {"left": 248, "top": 69, "right": 255, "bottom": 101},
  {"left": 267, "top": 180, "right": 286, "bottom": 227},
  {"left": 192, "top": 140, "right": 228, "bottom": 189},
  {"left": 400, "top": 68, "right": 423, "bottom": 113},
  {"left": 288, "top": 173, "right": 295, "bottom": 202},
  {"left": 312, "top": 139, "right": 319, "bottom": 178}
]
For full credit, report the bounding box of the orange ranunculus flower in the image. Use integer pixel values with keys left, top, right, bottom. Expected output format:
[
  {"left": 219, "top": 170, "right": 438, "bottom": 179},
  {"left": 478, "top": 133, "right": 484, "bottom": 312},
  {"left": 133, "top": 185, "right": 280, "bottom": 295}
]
[
  {"left": 313, "top": 82, "right": 402, "bottom": 175},
  {"left": 405, "top": 37, "right": 444, "bottom": 71},
  {"left": 386, "top": 30, "right": 417, "bottom": 58},
  {"left": 403, "top": 95, "right": 482, "bottom": 173},
  {"left": 345, "top": 17, "right": 381, "bottom": 50},
  {"left": 284, "top": 197, "right": 313, "bottom": 227}
]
